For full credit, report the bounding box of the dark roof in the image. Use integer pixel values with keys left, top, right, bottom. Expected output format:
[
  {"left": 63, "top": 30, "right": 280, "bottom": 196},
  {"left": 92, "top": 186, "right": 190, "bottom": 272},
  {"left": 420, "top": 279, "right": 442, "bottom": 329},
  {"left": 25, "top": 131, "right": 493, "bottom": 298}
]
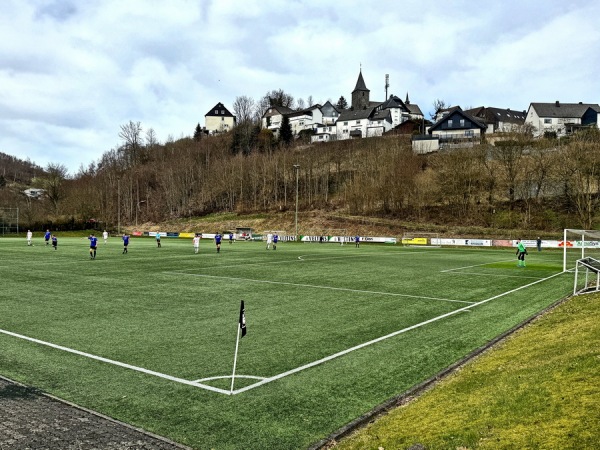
[
  {"left": 465, "top": 106, "right": 526, "bottom": 124},
  {"left": 406, "top": 103, "right": 424, "bottom": 116},
  {"left": 337, "top": 107, "right": 375, "bottom": 122},
  {"left": 262, "top": 105, "right": 295, "bottom": 118},
  {"left": 205, "top": 102, "right": 234, "bottom": 117},
  {"left": 371, "top": 109, "right": 392, "bottom": 122},
  {"left": 429, "top": 106, "right": 487, "bottom": 132},
  {"left": 353, "top": 70, "right": 369, "bottom": 92},
  {"left": 529, "top": 102, "right": 600, "bottom": 118}
]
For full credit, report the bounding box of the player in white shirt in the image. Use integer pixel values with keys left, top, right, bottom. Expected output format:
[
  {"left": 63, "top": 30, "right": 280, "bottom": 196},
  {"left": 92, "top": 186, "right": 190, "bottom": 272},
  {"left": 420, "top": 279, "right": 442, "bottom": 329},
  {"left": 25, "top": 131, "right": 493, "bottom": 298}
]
[
  {"left": 266, "top": 233, "right": 273, "bottom": 250},
  {"left": 102, "top": 230, "right": 109, "bottom": 244},
  {"left": 193, "top": 233, "right": 201, "bottom": 254},
  {"left": 26, "top": 230, "right": 33, "bottom": 246}
]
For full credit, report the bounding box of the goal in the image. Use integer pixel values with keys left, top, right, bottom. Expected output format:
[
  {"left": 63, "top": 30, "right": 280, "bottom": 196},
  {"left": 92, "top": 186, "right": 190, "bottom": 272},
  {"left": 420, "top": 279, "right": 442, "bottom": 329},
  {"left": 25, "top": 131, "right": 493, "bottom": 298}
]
[
  {"left": 563, "top": 229, "right": 600, "bottom": 272},
  {"left": 401, "top": 231, "right": 440, "bottom": 247},
  {"left": 0, "top": 207, "right": 19, "bottom": 235}
]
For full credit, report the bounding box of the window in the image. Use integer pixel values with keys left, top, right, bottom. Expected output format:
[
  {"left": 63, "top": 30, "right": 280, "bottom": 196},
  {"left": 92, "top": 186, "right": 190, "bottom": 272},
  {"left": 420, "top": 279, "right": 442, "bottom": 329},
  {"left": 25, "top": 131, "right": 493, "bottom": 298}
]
[
  {"left": 221, "top": 111, "right": 225, "bottom": 114},
  {"left": 215, "top": 110, "right": 218, "bottom": 114},
  {"left": 460, "top": 119, "right": 465, "bottom": 127},
  {"left": 448, "top": 119, "right": 453, "bottom": 127},
  {"left": 344, "top": 121, "right": 348, "bottom": 125},
  {"left": 221, "top": 117, "right": 224, "bottom": 121},
  {"left": 544, "top": 118, "right": 552, "bottom": 124},
  {"left": 356, "top": 120, "right": 361, "bottom": 124}
]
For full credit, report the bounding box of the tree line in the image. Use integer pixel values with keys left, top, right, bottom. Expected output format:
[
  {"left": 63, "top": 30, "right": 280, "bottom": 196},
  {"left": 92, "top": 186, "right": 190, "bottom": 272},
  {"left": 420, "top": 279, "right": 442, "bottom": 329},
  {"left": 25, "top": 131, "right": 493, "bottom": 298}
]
[{"left": 2, "top": 120, "right": 600, "bottom": 232}]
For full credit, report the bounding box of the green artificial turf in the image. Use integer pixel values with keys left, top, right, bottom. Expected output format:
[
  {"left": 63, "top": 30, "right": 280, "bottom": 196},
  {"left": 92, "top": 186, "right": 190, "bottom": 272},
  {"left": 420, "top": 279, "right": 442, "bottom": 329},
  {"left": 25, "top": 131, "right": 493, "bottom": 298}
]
[{"left": 0, "top": 236, "right": 572, "bottom": 449}]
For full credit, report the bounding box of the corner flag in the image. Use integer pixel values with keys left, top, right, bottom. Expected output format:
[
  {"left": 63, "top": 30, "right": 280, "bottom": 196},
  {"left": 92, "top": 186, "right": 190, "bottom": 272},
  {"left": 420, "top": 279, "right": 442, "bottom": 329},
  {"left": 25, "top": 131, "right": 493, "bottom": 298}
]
[{"left": 239, "top": 300, "right": 247, "bottom": 337}]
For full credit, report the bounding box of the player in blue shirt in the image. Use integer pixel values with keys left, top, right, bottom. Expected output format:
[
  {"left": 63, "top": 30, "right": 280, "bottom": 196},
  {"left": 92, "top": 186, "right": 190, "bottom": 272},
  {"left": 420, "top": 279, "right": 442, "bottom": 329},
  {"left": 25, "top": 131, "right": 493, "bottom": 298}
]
[
  {"left": 51, "top": 234, "right": 58, "bottom": 250},
  {"left": 215, "top": 232, "right": 222, "bottom": 253},
  {"left": 88, "top": 233, "right": 98, "bottom": 259},
  {"left": 122, "top": 234, "right": 130, "bottom": 254},
  {"left": 273, "top": 234, "right": 278, "bottom": 250},
  {"left": 229, "top": 232, "right": 234, "bottom": 244},
  {"left": 44, "top": 229, "right": 51, "bottom": 246},
  {"left": 355, "top": 235, "right": 360, "bottom": 248}
]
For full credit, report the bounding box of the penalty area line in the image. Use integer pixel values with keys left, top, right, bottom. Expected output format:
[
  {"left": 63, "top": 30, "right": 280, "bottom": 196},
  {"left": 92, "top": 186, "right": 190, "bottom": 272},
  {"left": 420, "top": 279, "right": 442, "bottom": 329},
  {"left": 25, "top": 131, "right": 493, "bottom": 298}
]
[
  {"left": 0, "top": 328, "right": 231, "bottom": 396},
  {"left": 232, "top": 270, "right": 565, "bottom": 395},
  {"left": 163, "top": 271, "right": 473, "bottom": 304},
  {"left": 441, "top": 259, "right": 514, "bottom": 273}
]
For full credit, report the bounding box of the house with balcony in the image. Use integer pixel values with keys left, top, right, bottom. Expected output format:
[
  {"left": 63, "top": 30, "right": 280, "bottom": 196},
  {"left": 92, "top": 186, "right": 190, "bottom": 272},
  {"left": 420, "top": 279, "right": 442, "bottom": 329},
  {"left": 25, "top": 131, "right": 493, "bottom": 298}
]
[
  {"left": 525, "top": 101, "right": 600, "bottom": 137},
  {"left": 426, "top": 106, "right": 487, "bottom": 149}
]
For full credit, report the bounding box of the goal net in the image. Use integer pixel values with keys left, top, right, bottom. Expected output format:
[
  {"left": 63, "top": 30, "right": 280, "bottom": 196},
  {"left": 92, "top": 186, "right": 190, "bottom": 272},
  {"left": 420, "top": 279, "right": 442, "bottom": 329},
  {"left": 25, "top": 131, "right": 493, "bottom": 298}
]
[
  {"left": 573, "top": 257, "right": 600, "bottom": 295},
  {"left": 563, "top": 229, "right": 600, "bottom": 272},
  {"left": 401, "top": 231, "right": 440, "bottom": 247},
  {"left": 0, "top": 208, "right": 19, "bottom": 235}
]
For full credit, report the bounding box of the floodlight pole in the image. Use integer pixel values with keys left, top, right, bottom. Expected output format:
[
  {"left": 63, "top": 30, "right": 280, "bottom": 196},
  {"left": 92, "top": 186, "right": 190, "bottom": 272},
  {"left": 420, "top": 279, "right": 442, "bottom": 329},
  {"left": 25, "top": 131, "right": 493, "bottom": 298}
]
[{"left": 293, "top": 164, "right": 300, "bottom": 239}]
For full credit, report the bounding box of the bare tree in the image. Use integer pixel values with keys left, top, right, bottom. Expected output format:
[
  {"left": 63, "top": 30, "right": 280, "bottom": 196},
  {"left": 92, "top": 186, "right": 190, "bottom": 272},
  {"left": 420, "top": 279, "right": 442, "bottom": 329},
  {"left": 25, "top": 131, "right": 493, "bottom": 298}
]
[
  {"left": 232, "top": 95, "right": 256, "bottom": 124},
  {"left": 430, "top": 99, "right": 447, "bottom": 120},
  {"left": 39, "top": 163, "right": 69, "bottom": 214},
  {"left": 296, "top": 98, "right": 306, "bottom": 110}
]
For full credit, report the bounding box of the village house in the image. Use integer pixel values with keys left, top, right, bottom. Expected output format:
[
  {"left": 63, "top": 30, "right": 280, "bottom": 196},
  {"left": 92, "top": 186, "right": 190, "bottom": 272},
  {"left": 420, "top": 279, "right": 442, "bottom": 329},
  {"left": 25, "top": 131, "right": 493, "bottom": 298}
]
[
  {"left": 204, "top": 102, "right": 236, "bottom": 134},
  {"left": 465, "top": 106, "right": 526, "bottom": 134},
  {"left": 525, "top": 101, "right": 600, "bottom": 137}
]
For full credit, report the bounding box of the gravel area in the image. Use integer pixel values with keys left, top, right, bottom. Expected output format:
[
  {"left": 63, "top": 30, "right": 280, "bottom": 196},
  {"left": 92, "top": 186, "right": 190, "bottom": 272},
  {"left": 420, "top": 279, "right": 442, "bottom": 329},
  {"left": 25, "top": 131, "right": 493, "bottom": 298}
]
[{"left": 0, "top": 377, "right": 190, "bottom": 450}]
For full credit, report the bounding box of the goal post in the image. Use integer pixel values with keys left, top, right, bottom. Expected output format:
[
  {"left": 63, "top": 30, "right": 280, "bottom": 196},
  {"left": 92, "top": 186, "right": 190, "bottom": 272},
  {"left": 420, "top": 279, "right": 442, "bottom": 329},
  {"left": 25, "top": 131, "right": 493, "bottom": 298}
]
[
  {"left": 0, "top": 207, "right": 19, "bottom": 235},
  {"left": 563, "top": 229, "right": 600, "bottom": 272}
]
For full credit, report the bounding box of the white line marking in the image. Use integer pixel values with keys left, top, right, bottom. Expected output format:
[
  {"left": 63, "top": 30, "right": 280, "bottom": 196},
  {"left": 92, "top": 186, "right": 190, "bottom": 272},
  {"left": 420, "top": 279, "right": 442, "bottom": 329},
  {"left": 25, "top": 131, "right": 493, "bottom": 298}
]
[
  {"left": 194, "top": 375, "right": 266, "bottom": 383},
  {"left": 0, "top": 328, "right": 231, "bottom": 396},
  {"left": 232, "top": 271, "right": 565, "bottom": 394},
  {"left": 164, "top": 271, "right": 473, "bottom": 304},
  {"left": 441, "top": 259, "right": 514, "bottom": 273},
  {"left": 443, "top": 271, "right": 544, "bottom": 280}
]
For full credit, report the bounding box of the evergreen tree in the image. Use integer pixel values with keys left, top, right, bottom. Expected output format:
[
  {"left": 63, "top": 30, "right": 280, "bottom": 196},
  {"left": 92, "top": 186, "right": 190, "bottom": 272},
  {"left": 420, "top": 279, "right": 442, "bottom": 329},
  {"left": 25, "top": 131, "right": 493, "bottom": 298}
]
[
  {"left": 193, "top": 123, "right": 203, "bottom": 141},
  {"left": 336, "top": 96, "right": 348, "bottom": 110},
  {"left": 279, "top": 115, "right": 293, "bottom": 147}
]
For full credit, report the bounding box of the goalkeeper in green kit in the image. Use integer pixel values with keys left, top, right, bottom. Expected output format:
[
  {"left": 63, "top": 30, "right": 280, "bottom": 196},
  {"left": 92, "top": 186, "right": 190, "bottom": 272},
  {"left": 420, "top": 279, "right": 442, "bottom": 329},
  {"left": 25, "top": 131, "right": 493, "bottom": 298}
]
[{"left": 516, "top": 239, "right": 528, "bottom": 267}]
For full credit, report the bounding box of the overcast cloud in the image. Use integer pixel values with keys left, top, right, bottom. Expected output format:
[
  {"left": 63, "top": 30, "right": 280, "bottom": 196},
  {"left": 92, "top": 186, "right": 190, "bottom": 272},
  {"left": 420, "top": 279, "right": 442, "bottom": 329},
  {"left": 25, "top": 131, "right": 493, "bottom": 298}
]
[{"left": 1, "top": 0, "right": 599, "bottom": 174}]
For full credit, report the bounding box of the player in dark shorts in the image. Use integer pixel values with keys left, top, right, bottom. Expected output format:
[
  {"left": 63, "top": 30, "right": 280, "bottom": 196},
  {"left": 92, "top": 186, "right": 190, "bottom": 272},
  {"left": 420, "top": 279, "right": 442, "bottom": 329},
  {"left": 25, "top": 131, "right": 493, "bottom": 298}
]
[
  {"left": 122, "top": 234, "right": 130, "bottom": 254},
  {"left": 88, "top": 233, "right": 98, "bottom": 259},
  {"left": 215, "top": 232, "right": 222, "bottom": 253},
  {"left": 51, "top": 234, "right": 58, "bottom": 250}
]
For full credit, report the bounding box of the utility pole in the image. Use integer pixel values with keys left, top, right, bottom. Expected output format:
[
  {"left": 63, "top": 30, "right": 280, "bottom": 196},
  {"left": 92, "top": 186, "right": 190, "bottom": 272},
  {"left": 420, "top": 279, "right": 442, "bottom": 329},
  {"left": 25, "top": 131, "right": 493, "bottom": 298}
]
[{"left": 293, "top": 164, "right": 300, "bottom": 238}]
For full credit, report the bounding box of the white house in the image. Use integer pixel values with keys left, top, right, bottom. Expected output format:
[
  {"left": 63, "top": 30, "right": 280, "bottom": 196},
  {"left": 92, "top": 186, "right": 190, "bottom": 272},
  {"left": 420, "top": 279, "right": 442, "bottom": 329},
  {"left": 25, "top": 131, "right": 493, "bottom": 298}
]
[
  {"left": 526, "top": 101, "right": 600, "bottom": 137},
  {"left": 311, "top": 123, "right": 337, "bottom": 143},
  {"left": 465, "top": 106, "right": 526, "bottom": 134},
  {"left": 427, "top": 106, "right": 487, "bottom": 148},
  {"left": 205, "top": 102, "right": 236, "bottom": 134},
  {"left": 261, "top": 105, "right": 295, "bottom": 133},
  {"left": 320, "top": 101, "right": 341, "bottom": 125},
  {"left": 287, "top": 105, "right": 323, "bottom": 135}
]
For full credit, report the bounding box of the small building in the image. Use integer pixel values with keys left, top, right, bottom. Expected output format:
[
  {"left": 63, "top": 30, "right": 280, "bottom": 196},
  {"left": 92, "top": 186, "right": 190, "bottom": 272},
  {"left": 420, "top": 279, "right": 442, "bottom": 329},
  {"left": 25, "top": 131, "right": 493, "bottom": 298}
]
[{"left": 205, "top": 102, "right": 236, "bottom": 134}]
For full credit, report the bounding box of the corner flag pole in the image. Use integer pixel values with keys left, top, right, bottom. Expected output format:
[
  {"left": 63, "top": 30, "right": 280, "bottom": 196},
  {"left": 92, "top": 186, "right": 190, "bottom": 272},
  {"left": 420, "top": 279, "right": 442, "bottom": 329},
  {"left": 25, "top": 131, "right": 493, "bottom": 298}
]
[{"left": 230, "top": 300, "right": 246, "bottom": 394}]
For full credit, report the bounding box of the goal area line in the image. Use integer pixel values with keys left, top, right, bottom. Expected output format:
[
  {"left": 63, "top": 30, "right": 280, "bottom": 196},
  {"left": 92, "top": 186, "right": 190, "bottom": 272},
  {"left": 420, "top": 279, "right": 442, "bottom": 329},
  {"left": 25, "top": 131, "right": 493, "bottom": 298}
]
[{"left": 0, "top": 272, "right": 565, "bottom": 396}]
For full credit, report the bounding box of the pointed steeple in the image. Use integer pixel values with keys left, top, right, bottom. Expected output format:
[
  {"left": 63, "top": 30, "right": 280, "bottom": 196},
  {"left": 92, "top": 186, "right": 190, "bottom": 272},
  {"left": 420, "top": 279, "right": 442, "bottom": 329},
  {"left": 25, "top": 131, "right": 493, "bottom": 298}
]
[
  {"left": 354, "top": 70, "right": 369, "bottom": 92},
  {"left": 405, "top": 92, "right": 410, "bottom": 105},
  {"left": 351, "top": 68, "right": 370, "bottom": 110}
]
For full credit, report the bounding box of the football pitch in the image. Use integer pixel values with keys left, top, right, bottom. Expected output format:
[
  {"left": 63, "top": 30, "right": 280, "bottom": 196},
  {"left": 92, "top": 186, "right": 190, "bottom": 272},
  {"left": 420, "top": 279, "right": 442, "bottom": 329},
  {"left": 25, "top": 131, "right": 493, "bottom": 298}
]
[{"left": 0, "top": 236, "right": 572, "bottom": 449}]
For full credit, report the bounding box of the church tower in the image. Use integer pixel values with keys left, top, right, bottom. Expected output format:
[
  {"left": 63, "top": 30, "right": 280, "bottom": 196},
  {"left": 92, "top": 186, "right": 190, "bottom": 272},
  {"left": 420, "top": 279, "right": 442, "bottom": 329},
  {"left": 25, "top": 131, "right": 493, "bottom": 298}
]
[{"left": 351, "top": 69, "right": 370, "bottom": 110}]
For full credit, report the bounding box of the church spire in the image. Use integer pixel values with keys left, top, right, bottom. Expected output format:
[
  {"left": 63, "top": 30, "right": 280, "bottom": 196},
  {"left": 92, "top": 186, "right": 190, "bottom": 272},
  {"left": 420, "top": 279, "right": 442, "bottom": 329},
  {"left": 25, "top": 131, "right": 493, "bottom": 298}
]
[{"left": 405, "top": 92, "right": 410, "bottom": 105}]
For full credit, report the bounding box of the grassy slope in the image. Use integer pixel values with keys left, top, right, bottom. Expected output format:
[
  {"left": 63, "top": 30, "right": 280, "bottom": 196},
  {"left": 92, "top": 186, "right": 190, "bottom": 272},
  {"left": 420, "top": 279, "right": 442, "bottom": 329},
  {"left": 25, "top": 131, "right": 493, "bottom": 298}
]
[{"left": 334, "top": 293, "right": 600, "bottom": 450}]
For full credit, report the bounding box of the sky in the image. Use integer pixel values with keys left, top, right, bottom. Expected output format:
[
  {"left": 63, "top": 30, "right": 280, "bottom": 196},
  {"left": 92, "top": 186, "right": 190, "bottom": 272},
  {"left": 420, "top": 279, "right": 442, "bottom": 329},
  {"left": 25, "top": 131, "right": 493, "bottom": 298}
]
[{"left": 1, "top": 0, "right": 599, "bottom": 174}]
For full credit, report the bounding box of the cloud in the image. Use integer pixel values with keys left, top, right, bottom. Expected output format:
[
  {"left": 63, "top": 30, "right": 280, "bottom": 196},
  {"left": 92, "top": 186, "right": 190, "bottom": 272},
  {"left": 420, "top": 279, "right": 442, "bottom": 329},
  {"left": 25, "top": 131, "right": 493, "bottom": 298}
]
[{"left": 0, "top": 0, "right": 599, "bottom": 173}]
